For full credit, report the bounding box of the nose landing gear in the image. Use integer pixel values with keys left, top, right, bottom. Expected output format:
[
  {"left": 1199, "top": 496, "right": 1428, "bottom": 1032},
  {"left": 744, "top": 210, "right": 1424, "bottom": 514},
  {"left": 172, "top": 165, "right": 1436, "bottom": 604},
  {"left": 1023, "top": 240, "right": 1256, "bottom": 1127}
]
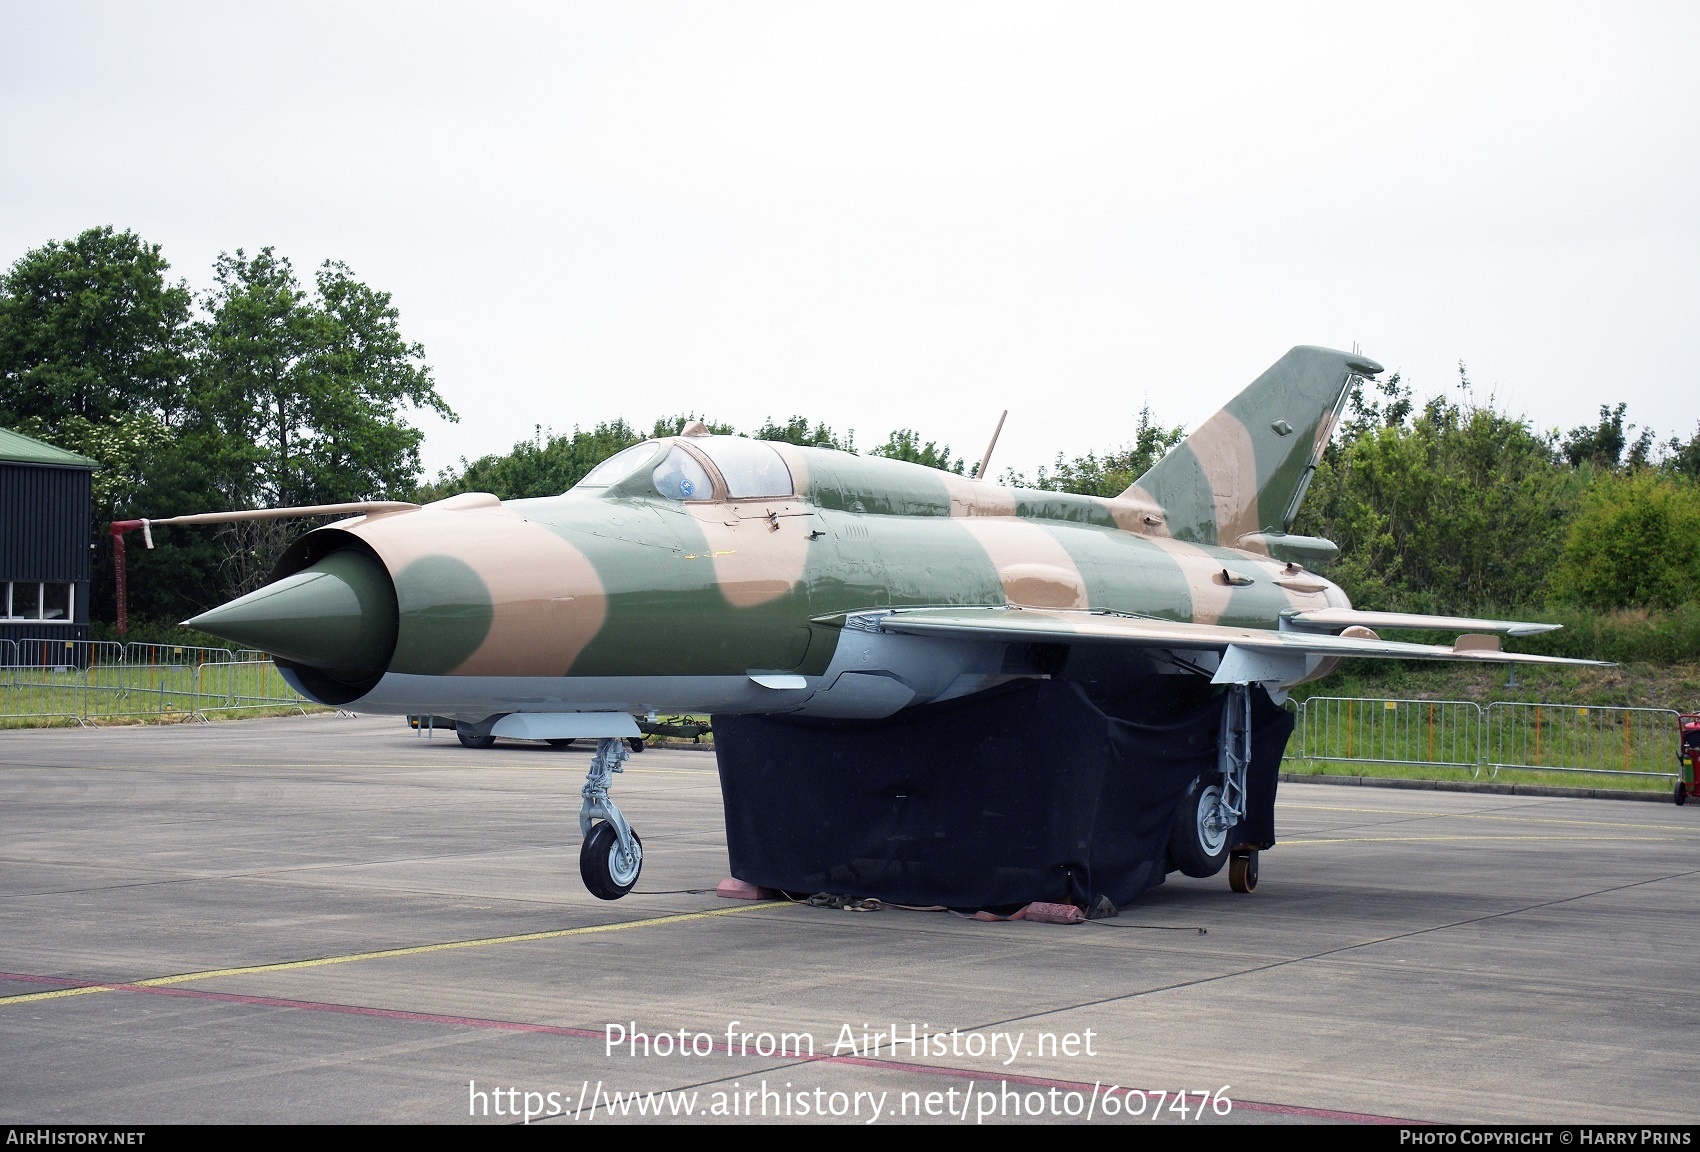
[{"left": 579, "top": 737, "right": 643, "bottom": 899}]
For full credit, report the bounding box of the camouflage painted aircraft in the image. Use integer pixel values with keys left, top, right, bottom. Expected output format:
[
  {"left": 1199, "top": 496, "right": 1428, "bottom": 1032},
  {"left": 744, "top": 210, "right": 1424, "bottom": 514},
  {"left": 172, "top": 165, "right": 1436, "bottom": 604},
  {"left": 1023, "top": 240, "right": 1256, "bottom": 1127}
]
[{"left": 185, "top": 346, "right": 1605, "bottom": 900}]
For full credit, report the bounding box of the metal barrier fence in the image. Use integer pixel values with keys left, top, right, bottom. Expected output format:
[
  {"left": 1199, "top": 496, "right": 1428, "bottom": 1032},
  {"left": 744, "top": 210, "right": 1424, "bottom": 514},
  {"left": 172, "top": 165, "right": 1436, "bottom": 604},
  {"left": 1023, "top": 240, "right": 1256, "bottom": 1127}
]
[
  {"left": 1295, "top": 696, "right": 1683, "bottom": 783},
  {"left": 1483, "top": 702, "right": 1681, "bottom": 779},
  {"left": 0, "top": 640, "right": 308, "bottom": 725},
  {"left": 194, "top": 661, "right": 307, "bottom": 715},
  {"left": 1301, "top": 697, "right": 1483, "bottom": 771},
  {"left": 3, "top": 638, "right": 126, "bottom": 668},
  {"left": 123, "top": 642, "right": 255, "bottom": 667}
]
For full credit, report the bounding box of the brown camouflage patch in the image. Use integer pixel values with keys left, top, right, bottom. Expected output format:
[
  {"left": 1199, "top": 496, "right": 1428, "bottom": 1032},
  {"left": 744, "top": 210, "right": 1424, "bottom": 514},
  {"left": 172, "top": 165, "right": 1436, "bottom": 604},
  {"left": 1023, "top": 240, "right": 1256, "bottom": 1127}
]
[
  {"left": 1182, "top": 409, "right": 1263, "bottom": 544},
  {"left": 686, "top": 501, "right": 813, "bottom": 608},
  {"left": 1143, "top": 537, "right": 1235, "bottom": 624},
  {"left": 1107, "top": 487, "right": 1171, "bottom": 536},
  {"left": 347, "top": 506, "right": 608, "bottom": 677},
  {"left": 958, "top": 519, "right": 1090, "bottom": 609},
  {"left": 938, "top": 473, "right": 1020, "bottom": 518}
]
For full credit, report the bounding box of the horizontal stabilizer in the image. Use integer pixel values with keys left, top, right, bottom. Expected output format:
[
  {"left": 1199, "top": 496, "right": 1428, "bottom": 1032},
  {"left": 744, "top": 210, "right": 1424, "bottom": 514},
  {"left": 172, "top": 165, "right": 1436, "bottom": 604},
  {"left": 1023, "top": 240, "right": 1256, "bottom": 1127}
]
[{"left": 1283, "top": 608, "right": 1562, "bottom": 638}]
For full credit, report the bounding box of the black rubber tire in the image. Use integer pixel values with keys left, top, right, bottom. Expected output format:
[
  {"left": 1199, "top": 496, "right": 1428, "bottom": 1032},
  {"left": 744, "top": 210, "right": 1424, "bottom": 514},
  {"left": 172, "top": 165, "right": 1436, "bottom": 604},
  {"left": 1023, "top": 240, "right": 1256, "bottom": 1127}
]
[
  {"left": 1167, "top": 774, "right": 1234, "bottom": 878},
  {"left": 1677, "top": 780, "right": 1689, "bottom": 807},
  {"left": 627, "top": 736, "right": 647, "bottom": 753},
  {"left": 1229, "top": 850, "right": 1259, "bottom": 893},
  {"left": 580, "top": 822, "right": 643, "bottom": 900},
  {"left": 456, "top": 725, "right": 496, "bottom": 749},
  {"left": 547, "top": 739, "right": 576, "bottom": 749}
]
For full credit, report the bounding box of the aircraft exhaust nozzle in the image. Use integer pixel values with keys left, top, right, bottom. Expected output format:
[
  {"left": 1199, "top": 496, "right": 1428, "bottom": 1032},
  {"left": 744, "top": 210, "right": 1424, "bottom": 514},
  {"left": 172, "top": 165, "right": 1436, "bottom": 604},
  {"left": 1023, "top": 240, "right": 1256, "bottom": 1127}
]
[{"left": 185, "top": 548, "right": 399, "bottom": 685}]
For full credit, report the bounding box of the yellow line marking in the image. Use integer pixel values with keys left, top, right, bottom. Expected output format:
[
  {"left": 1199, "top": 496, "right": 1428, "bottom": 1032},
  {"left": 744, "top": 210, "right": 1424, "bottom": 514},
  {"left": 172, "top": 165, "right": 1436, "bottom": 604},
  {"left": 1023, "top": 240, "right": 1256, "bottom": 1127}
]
[{"left": 0, "top": 901, "right": 785, "bottom": 1007}]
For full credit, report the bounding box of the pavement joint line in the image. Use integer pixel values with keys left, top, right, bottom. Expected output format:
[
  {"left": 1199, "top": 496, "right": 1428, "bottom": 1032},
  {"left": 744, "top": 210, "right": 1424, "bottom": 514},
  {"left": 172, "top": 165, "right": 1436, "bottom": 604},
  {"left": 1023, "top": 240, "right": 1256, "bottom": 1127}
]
[
  {"left": 0, "top": 900, "right": 789, "bottom": 1007},
  {"left": 0, "top": 842, "right": 666, "bottom": 897},
  {"left": 0, "top": 970, "right": 1420, "bottom": 1125}
]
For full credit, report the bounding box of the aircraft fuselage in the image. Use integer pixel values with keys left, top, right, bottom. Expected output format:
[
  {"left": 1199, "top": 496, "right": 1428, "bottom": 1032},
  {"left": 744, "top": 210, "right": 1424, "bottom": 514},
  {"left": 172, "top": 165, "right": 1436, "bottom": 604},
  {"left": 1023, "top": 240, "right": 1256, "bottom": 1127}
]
[{"left": 222, "top": 437, "right": 1348, "bottom": 723}]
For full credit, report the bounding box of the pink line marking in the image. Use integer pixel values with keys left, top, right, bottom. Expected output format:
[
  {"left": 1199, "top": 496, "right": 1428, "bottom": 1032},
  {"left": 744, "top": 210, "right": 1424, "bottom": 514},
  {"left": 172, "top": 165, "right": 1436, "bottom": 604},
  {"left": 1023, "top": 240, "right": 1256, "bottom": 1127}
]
[{"left": 1, "top": 969, "right": 1421, "bottom": 1123}]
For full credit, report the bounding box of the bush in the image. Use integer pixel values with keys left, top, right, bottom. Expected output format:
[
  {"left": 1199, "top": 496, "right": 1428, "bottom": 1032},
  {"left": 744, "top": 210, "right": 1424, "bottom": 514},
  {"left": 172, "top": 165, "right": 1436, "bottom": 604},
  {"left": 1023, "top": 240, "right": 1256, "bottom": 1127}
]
[{"left": 1549, "top": 470, "right": 1700, "bottom": 610}]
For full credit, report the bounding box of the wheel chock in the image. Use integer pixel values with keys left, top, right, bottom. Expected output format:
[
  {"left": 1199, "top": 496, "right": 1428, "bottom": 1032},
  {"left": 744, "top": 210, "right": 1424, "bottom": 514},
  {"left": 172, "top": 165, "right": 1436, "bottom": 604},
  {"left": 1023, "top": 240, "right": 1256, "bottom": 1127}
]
[
  {"left": 1019, "top": 901, "right": 1086, "bottom": 925},
  {"left": 716, "top": 877, "right": 776, "bottom": 900}
]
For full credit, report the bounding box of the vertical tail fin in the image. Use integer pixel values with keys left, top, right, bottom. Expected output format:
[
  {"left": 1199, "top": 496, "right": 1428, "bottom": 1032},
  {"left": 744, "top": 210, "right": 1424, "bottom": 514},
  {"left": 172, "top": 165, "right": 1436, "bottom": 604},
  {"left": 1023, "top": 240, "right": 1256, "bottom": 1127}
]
[{"left": 1122, "top": 346, "right": 1381, "bottom": 546}]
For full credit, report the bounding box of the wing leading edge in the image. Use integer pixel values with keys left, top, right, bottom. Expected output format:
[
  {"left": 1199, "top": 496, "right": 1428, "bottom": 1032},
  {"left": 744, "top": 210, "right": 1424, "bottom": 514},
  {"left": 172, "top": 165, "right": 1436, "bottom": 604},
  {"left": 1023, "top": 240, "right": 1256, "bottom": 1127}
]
[{"left": 863, "top": 607, "right": 1610, "bottom": 685}]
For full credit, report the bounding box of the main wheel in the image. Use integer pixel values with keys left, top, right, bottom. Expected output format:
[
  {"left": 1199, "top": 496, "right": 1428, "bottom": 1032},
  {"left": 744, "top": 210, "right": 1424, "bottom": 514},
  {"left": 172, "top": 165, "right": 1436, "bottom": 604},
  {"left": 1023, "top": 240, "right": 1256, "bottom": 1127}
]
[
  {"left": 547, "top": 738, "right": 577, "bottom": 749},
  {"left": 456, "top": 724, "right": 496, "bottom": 749},
  {"left": 580, "top": 821, "right": 643, "bottom": 900},
  {"left": 1677, "top": 780, "right": 1689, "bottom": 807},
  {"left": 1167, "top": 774, "right": 1234, "bottom": 878},
  {"left": 627, "top": 736, "right": 647, "bottom": 753}
]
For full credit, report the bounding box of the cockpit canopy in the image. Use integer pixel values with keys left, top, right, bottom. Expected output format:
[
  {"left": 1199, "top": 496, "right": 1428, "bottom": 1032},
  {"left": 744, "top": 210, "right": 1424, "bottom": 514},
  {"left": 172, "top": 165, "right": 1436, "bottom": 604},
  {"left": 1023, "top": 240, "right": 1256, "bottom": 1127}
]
[{"left": 572, "top": 436, "right": 794, "bottom": 502}]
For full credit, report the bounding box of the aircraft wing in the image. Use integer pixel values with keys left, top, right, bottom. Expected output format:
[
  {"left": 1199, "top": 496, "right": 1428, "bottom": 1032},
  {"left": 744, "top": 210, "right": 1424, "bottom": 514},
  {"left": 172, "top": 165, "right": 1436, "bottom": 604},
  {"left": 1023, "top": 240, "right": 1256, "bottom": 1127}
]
[
  {"left": 863, "top": 607, "right": 1610, "bottom": 685},
  {"left": 1280, "top": 608, "right": 1561, "bottom": 637}
]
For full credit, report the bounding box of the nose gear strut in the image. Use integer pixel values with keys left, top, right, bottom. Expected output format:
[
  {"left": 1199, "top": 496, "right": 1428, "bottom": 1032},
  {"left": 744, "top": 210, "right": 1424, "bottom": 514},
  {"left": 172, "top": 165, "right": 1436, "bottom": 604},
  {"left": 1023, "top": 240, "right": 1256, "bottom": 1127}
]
[{"left": 579, "top": 737, "right": 643, "bottom": 899}]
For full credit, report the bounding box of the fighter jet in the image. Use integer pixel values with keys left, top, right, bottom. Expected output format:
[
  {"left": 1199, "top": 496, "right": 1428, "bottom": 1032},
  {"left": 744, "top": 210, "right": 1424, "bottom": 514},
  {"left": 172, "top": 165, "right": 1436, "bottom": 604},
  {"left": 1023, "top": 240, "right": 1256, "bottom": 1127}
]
[{"left": 183, "top": 347, "right": 1605, "bottom": 905}]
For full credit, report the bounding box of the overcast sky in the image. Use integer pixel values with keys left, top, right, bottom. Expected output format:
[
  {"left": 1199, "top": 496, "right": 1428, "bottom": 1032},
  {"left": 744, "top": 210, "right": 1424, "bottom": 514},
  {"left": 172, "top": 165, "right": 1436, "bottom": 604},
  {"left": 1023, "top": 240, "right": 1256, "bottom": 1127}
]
[{"left": 3, "top": 2, "right": 1696, "bottom": 482}]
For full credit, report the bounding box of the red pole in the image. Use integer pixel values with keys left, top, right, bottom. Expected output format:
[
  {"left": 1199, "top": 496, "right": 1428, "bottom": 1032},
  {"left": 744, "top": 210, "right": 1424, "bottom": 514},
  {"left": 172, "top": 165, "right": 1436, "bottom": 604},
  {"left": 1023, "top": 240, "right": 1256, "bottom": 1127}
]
[{"left": 109, "top": 520, "right": 144, "bottom": 637}]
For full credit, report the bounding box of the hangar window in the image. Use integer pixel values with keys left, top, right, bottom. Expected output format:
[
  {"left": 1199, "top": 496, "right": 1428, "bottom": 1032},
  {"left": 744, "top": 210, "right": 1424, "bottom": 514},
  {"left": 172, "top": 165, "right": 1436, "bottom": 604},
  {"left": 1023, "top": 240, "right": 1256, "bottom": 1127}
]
[
  {"left": 696, "top": 437, "right": 793, "bottom": 499},
  {"left": 651, "top": 446, "right": 714, "bottom": 501},
  {"left": 3, "top": 582, "right": 74, "bottom": 623}
]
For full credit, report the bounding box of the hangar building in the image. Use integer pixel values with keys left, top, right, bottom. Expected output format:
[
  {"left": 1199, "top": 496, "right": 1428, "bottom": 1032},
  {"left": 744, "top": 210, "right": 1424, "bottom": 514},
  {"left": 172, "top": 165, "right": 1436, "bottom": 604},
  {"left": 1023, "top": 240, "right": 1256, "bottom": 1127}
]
[{"left": 0, "top": 426, "right": 95, "bottom": 655}]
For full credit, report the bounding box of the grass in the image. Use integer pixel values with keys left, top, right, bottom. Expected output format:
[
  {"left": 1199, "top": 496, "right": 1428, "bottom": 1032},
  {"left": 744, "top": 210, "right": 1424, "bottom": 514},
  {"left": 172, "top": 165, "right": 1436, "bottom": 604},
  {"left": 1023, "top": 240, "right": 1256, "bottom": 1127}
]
[
  {"left": 1285, "top": 662, "right": 1695, "bottom": 793},
  {"left": 1290, "top": 659, "right": 1700, "bottom": 711},
  {"left": 0, "top": 661, "right": 320, "bottom": 728},
  {"left": 1281, "top": 757, "right": 1675, "bottom": 793}
]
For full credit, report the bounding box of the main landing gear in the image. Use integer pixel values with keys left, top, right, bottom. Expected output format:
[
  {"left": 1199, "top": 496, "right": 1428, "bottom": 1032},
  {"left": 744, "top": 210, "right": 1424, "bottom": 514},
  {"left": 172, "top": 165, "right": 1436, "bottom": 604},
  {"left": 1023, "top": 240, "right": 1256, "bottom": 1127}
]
[
  {"left": 456, "top": 722, "right": 496, "bottom": 749},
  {"left": 1167, "top": 683, "right": 1262, "bottom": 894},
  {"left": 579, "top": 737, "right": 643, "bottom": 900}
]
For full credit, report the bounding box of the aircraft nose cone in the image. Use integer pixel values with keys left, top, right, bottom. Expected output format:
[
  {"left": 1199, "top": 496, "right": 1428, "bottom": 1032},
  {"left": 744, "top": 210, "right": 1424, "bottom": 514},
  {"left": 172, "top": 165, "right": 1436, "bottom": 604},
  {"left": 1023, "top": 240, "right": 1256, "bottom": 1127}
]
[{"left": 185, "top": 548, "right": 398, "bottom": 680}]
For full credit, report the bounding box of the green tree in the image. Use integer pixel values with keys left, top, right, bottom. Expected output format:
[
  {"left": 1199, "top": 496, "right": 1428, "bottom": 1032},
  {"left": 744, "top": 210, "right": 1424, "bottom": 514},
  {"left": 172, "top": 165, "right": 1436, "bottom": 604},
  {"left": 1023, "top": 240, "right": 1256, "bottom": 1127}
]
[
  {"left": 1008, "top": 404, "right": 1186, "bottom": 496},
  {"left": 1663, "top": 423, "right": 1700, "bottom": 480},
  {"left": 1331, "top": 371, "right": 1412, "bottom": 453},
  {"left": 753, "top": 415, "right": 854, "bottom": 452},
  {"left": 194, "top": 249, "right": 453, "bottom": 511},
  {"left": 0, "top": 226, "right": 193, "bottom": 426},
  {"left": 0, "top": 227, "right": 219, "bottom": 623},
  {"left": 1296, "top": 395, "right": 1581, "bottom": 613},
  {"left": 870, "top": 429, "right": 964, "bottom": 473},
  {"left": 417, "top": 420, "right": 649, "bottom": 502},
  {"left": 1560, "top": 402, "right": 1656, "bottom": 471},
  {"left": 1550, "top": 471, "right": 1700, "bottom": 610},
  {"left": 649, "top": 414, "right": 735, "bottom": 438}
]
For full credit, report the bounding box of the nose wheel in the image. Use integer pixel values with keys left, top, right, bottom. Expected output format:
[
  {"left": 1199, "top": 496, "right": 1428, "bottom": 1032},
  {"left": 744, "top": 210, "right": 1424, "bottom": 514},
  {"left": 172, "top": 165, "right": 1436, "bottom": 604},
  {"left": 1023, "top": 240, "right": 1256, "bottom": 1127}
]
[
  {"left": 581, "top": 821, "right": 643, "bottom": 899},
  {"left": 578, "top": 737, "right": 643, "bottom": 899}
]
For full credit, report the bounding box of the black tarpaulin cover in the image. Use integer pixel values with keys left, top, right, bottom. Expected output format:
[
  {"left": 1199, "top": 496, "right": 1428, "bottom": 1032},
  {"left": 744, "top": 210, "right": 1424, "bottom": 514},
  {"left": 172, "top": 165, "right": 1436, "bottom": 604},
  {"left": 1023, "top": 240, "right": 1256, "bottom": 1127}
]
[{"left": 713, "top": 679, "right": 1292, "bottom": 909}]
